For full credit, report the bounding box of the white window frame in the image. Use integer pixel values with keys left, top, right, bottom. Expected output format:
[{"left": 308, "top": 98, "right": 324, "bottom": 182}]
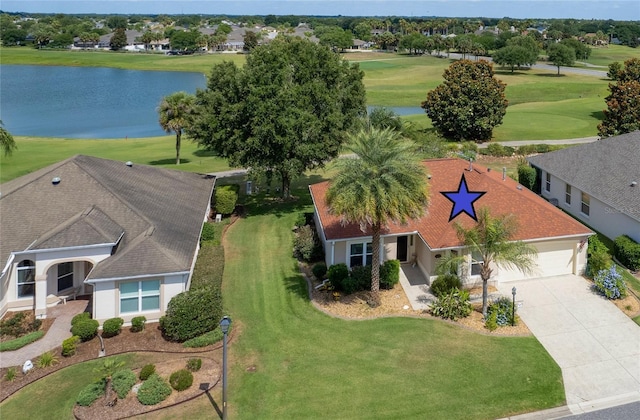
[
  {"left": 17, "top": 260, "right": 35, "bottom": 298},
  {"left": 545, "top": 173, "right": 551, "bottom": 192},
  {"left": 581, "top": 192, "right": 590, "bottom": 216},
  {"left": 57, "top": 262, "right": 74, "bottom": 292},
  {"left": 348, "top": 241, "right": 373, "bottom": 268},
  {"left": 119, "top": 280, "right": 161, "bottom": 314},
  {"left": 565, "top": 184, "right": 571, "bottom": 205},
  {"left": 470, "top": 250, "right": 483, "bottom": 276}
]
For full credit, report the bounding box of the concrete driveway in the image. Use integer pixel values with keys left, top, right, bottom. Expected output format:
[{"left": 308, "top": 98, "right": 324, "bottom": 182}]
[{"left": 497, "top": 275, "right": 640, "bottom": 412}]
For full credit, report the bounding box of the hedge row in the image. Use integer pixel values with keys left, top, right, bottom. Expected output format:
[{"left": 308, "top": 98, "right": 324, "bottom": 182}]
[
  {"left": 614, "top": 235, "right": 640, "bottom": 271},
  {"left": 190, "top": 242, "right": 225, "bottom": 291}
]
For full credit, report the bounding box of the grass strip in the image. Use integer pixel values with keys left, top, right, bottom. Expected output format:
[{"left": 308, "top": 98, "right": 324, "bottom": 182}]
[{"left": 0, "top": 330, "right": 45, "bottom": 352}]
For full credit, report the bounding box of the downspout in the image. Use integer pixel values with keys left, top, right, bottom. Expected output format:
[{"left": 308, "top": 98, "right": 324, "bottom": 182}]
[{"left": 330, "top": 241, "right": 335, "bottom": 266}]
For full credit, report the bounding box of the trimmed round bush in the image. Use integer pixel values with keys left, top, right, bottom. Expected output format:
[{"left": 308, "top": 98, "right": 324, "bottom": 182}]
[
  {"left": 71, "top": 312, "right": 91, "bottom": 327},
  {"left": 380, "top": 260, "right": 400, "bottom": 289},
  {"left": 430, "top": 274, "right": 462, "bottom": 298},
  {"left": 102, "top": 317, "right": 124, "bottom": 338},
  {"left": 62, "top": 335, "right": 80, "bottom": 357},
  {"left": 312, "top": 263, "right": 327, "bottom": 280},
  {"left": 137, "top": 373, "right": 172, "bottom": 405},
  {"left": 350, "top": 265, "right": 372, "bottom": 292},
  {"left": 160, "top": 286, "right": 223, "bottom": 342},
  {"left": 186, "top": 358, "right": 202, "bottom": 372},
  {"left": 76, "top": 381, "right": 105, "bottom": 406},
  {"left": 71, "top": 318, "right": 99, "bottom": 342},
  {"left": 328, "top": 263, "right": 349, "bottom": 291},
  {"left": 111, "top": 369, "right": 137, "bottom": 399},
  {"left": 215, "top": 185, "right": 238, "bottom": 215},
  {"left": 130, "top": 316, "right": 146, "bottom": 333},
  {"left": 169, "top": 369, "right": 194, "bottom": 391},
  {"left": 139, "top": 364, "right": 156, "bottom": 381}
]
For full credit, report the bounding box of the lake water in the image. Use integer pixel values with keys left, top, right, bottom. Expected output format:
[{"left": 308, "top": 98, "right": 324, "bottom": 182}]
[{"left": 0, "top": 65, "right": 207, "bottom": 138}]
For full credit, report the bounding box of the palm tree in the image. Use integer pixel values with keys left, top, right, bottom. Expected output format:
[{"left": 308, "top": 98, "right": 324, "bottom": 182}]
[
  {"left": 440, "top": 207, "right": 538, "bottom": 318},
  {"left": 0, "top": 120, "right": 17, "bottom": 157},
  {"left": 94, "top": 358, "right": 125, "bottom": 406},
  {"left": 326, "top": 127, "right": 430, "bottom": 306},
  {"left": 157, "top": 91, "right": 194, "bottom": 165}
]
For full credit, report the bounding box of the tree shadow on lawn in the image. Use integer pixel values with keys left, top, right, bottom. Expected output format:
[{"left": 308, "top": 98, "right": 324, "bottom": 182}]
[
  {"left": 148, "top": 158, "right": 191, "bottom": 165},
  {"left": 283, "top": 270, "right": 312, "bottom": 302},
  {"left": 590, "top": 110, "right": 605, "bottom": 121},
  {"left": 193, "top": 149, "right": 220, "bottom": 158},
  {"left": 535, "top": 73, "right": 568, "bottom": 78}
]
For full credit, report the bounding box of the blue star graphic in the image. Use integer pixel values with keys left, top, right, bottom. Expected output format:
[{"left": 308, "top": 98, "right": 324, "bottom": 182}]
[{"left": 441, "top": 174, "right": 486, "bottom": 222}]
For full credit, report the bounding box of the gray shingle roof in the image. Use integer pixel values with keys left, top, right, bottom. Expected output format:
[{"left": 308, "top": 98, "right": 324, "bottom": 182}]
[
  {"left": 1, "top": 155, "right": 215, "bottom": 280},
  {"left": 528, "top": 131, "right": 640, "bottom": 222}
]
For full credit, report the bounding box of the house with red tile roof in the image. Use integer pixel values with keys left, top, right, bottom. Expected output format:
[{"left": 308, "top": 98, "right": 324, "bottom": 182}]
[{"left": 310, "top": 158, "right": 593, "bottom": 286}]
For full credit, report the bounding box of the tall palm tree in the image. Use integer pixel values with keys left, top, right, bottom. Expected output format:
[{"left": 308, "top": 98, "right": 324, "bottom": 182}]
[
  {"left": 0, "top": 120, "right": 17, "bottom": 157},
  {"left": 440, "top": 207, "right": 538, "bottom": 318},
  {"left": 326, "top": 127, "right": 429, "bottom": 306},
  {"left": 158, "top": 91, "right": 194, "bottom": 165}
]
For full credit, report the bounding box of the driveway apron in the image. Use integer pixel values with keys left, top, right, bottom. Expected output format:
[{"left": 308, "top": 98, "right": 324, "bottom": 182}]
[{"left": 497, "top": 275, "right": 640, "bottom": 411}]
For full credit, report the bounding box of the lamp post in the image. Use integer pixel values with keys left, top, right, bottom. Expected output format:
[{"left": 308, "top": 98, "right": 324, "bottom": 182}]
[
  {"left": 219, "top": 316, "right": 231, "bottom": 420},
  {"left": 511, "top": 287, "right": 517, "bottom": 327}
]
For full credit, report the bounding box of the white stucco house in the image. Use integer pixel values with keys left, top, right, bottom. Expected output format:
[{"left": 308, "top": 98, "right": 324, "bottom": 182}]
[
  {"left": 528, "top": 131, "right": 640, "bottom": 243},
  {"left": 0, "top": 155, "right": 215, "bottom": 323},
  {"left": 310, "top": 158, "right": 593, "bottom": 286}
]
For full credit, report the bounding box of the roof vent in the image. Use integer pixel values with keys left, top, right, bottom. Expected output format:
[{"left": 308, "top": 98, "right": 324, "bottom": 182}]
[
  {"left": 468, "top": 158, "right": 473, "bottom": 171},
  {"left": 126, "top": 161, "right": 133, "bottom": 167},
  {"left": 516, "top": 185, "right": 523, "bottom": 190},
  {"left": 632, "top": 181, "right": 638, "bottom": 187},
  {"left": 427, "top": 174, "right": 432, "bottom": 180},
  {"left": 52, "top": 177, "right": 61, "bottom": 185}
]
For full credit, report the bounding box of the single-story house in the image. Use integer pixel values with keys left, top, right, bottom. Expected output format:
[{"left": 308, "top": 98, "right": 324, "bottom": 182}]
[
  {"left": 528, "top": 131, "right": 640, "bottom": 243},
  {"left": 0, "top": 155, "right": 215, "bottom": 323},
  {"left": 310, "top": 158, "right": 593, "bottom": 286}
]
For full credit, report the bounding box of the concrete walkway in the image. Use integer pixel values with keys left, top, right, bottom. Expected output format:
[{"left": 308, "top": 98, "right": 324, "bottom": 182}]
[
  {"left": 0, "top": 300, "right": 88, "bottom": 368},
  {"left": 496, "top": 275, "right": 640, "bottom": 412}
]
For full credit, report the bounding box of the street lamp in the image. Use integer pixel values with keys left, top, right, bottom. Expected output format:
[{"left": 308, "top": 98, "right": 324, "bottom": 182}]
[
  {"left": 219, "top": 316, "right": 231, "bottom": 420},
  {"left": 511, "top": 287, "right": 517, "bottom": 327}
]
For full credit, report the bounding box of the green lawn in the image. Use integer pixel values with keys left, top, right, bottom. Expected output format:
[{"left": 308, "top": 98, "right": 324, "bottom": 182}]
[
  {"left": 0, "top": 354, "right": 137, "bottom": 419},
  {"left": 584, "top": 44, "right": 640, "bottom": 67},
  {"left": 0, "top": 136, "right": 231, "bottom": 183}
]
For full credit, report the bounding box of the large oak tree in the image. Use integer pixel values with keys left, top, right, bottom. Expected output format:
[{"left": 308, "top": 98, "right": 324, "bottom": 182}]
[
  {"left": 598, "top": 58, "right": 640, "bottom": 137},
  {"left": 189, "top": 37, "right": 367, "bottom": 197}
]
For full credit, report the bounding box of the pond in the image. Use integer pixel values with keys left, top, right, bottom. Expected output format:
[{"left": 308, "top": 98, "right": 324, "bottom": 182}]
[{"left": 0, "top": 65, "right": 207, "bottom": 138}]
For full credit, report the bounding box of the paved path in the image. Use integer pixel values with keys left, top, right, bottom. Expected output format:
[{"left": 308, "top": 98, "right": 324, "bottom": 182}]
[
  {"left": 0, "top": 300, "right": 88, "bottom": 368},
  {"left": 496, "top": 275, "right": 640, "bottom": 412}
]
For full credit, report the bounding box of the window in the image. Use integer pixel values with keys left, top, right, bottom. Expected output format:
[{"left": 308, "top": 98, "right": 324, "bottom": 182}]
[
  {"left": 17, "top": 260, "right": 35, "bottom": 298},
  {"left": 57, "top": 262, "right": 73, "bottom": 292},
  {"left": 581, "top": 192, "right": 590, "bottom": 216},
  {"left": 565, "top": 184, "right": 572, "bottom": 205},
  {"left": 349, "top": 242, "right": 373, "bottom": 267},
  {"left": 471, "top": 250, "right": 483, "bottom": 276},
  {"left": 120, "top": 280, "right": 160, "bottom": 313},
  {"left": 545, "top": 173, "right": 551, "bottom": 192}
]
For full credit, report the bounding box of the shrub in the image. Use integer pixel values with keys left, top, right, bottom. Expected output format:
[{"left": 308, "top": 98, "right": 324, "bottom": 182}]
[
  {"left": 131, "top": 316, "right": 146, "bottom": 333},
  {"left": 294, "top": 213, "right": 307, "bottom": 228},
  {"left": 201, "top": 222, "right": 215, "bottom": 243},
  {"left": 169, "top": 369, "right": 194, "bottom": 391},
  {"left": 187, "top": 358, "right": 202, "bottom": 372},
  {"left": 71, "top": 318, "right": 99, "bottom": 342},
  {"left": 312, "top": 263, "right": 327, "bottom": 280},
  {"left": 485, "top": 311, "right": 498, "bottom": 331},
  {"left": 4, "top": 367, "right": 17, "bottom": 382},
  {"left": 76, "top": 381, "right": 106, "bottom": 406},
  {"left": 429, "top": 289, "right": 472, "bottom": 320},
  {"left": 587, "top": 235, "right": 612, "bottom": 277},
  {"left": 139, "top": 364, "right": 156, "bottom": 381},
  {"left": 350, "top": 265, "right": 372, "bottom": 292},
  {"left": 62, "top": 335, "right": 80, "bottom": 357},
  {"left": 0, "top": 330, "right": 45, "bottom": 352},
  {"left": 517, "top": 164, "right": 536, "bottom": 190},
  {"left": 380, "top": 260, "right": 400, "bottom": 289},
  {"left": 430, "top": 274, "right": 462, "bottom": 298},
  {"left": 36, "top": 351, "right": 58, "bottom": 368},
  {"left": 293, "top": 225, "right": 318, "bottom": 262},
  {"left": 487, "top": 297, "right": 515, "bottom": 327},
  {"left": 486, "top": 143, "right": 509, "bottom": 157},
  {"left": 71, "top": 312, "right": 91, "bottom": 327},
  {"left": 328, "top": 263, "right": 349, "bottom": 291},
  {"left": 215, "top": 185, "right": 238, "bottom": 215},
  {"left": 112, "top": 369, "right": 137, "bottom": 399},
  {"left": 460, "top": 141, "right": 479, "bottom": 155},
  {"left": 137, "top": 373, "right": 172, "bottom": 405},
  {"left": 30, "top": 318, "right": 42, "bottom": 332},
  {"left": 593, "top": 265, "right": 627, "bottom": 300},
  {"left": 160, "top": 286, "right": 222, "bottom": 342},
  {"left": 0, "top": 312, "right": 26, "bottom": 337},
  {"left": 183, "top": 328, "right": 225, "bottom": 348},
  {"left": 102, "top": 317, "right": 124, "bottom": 338},
  {"left": 534, "top": 144, "right": 550, "bottom": 153},
  {"left": 516, "top": 144, "right": 537, "bottom": 155},
  {"left": 613, "top": 235, "right": 640, "bottom": 271},
  {"left": 190, "top": 242, "right": 225, "bottom": 291}
]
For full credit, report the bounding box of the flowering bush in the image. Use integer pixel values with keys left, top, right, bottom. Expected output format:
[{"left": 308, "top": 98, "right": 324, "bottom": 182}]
[
  {"left": 593, "top": 265, "right": 627, "bottom": 300},
  {"left": 486, "top": 297, "right": 515, "bottom": 328}
]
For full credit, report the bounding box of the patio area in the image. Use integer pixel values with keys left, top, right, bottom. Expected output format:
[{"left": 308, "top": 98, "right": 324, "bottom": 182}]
[{"left": 399, "top": 264, "right": 435, "bottom": 310}]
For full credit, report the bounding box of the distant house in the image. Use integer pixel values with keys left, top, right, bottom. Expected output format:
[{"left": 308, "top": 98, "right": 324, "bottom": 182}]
[
  {"left": 528, "top": 131, "right": 640, "bottom": 243},
  {"left": 310, "top": 158, "right": 592, "bottom": 286},
  {"left": 0, "top": 155, "right": 215, "bottom": 323}
]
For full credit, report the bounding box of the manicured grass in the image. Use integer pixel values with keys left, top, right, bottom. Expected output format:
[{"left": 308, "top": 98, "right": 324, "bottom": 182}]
[
  {"left": 634, "top": 315, "right": 640, "bottom": 326},
  {"left": 0, "top": 353, "right": 136, "bottom": 419},
  {"left": 584, "top": 44, "right": 640, "bottom": 67},
  {"left": 0, "top": 330, "right": 44, "bottom": 352},
  {"left": 0, "top": 136, "right": 231, "bottom": 183},
  {"left": 161, "top": 175, "right": 564, "bottom": 419}
]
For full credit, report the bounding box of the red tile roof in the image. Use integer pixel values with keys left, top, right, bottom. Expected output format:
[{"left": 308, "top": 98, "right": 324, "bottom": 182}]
[{"left": 310, "top": 158, "right": 592, "bottom": 249}]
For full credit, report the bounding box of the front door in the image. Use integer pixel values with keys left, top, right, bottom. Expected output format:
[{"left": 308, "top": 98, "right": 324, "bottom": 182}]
[{"left": 396, "top": 236, "right": 408, "bottom": 262}]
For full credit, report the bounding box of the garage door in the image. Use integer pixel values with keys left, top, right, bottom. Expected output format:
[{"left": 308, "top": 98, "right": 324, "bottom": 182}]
[{"left": 498, "top": 240, "right": 575, "bottom": 282}]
